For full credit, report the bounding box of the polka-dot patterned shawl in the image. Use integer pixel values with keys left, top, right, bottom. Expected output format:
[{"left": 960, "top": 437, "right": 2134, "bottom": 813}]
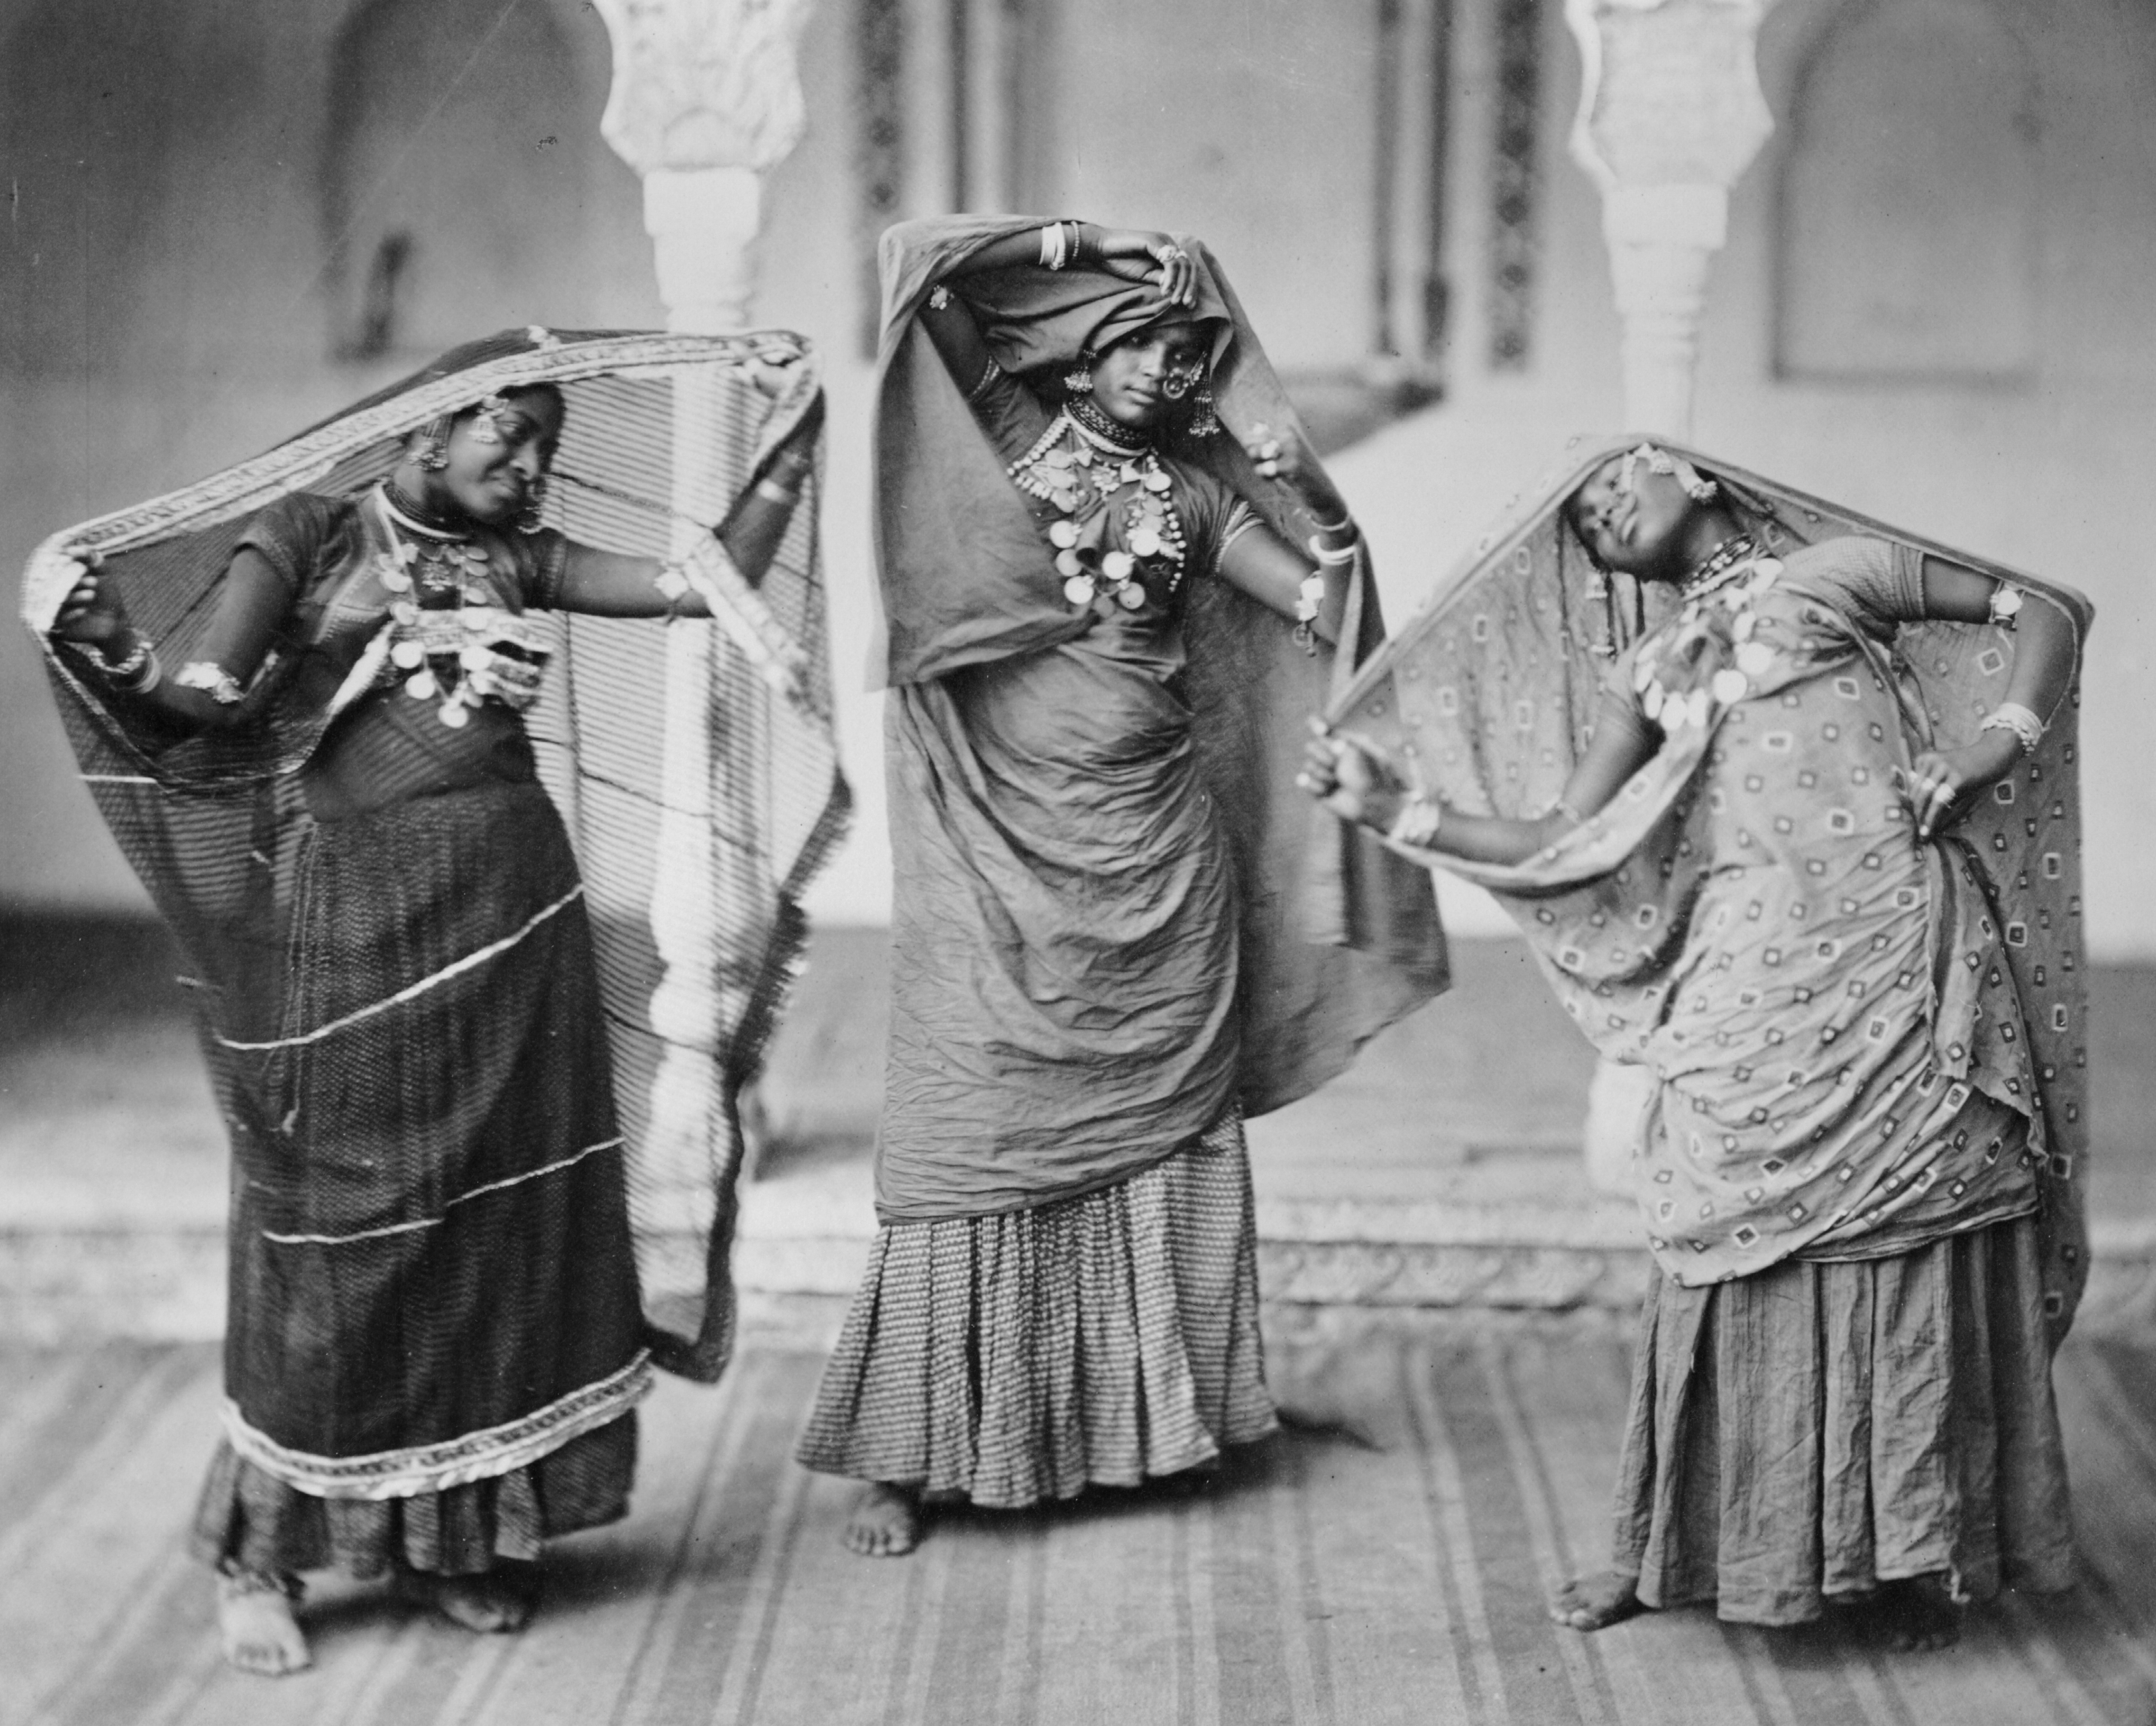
[{"left": 1327, "top": 435, "right": 2094, "bottom": 1334}]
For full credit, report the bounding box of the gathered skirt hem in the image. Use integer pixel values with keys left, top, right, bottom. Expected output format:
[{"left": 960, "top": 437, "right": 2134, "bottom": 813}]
[
  {"left": 1614, "top": 1212, "right": 2073, "bottom": 1626},
  {"left": 798, "top": 1111, "right": 1275, "bottom": 1509},
  {"left": 189, "top": 1411, "right": 638, "bottom": 1580}
]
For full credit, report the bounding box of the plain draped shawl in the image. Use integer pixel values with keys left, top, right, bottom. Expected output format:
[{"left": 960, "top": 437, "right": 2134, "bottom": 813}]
[
  {"left": 1326, "top": 435, "right": 2093, "bottom": 1334},
  {"left": 869, "top": 217, "right": 1447, "bottom": 1219}
]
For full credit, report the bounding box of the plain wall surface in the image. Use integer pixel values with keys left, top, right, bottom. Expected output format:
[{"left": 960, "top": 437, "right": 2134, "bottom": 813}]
[{"left": 3, "top": 0, "right": 2153, "bottom": 955}]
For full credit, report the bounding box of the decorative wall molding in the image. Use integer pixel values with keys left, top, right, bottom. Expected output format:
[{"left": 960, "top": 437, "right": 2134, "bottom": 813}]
[{"left": 1488, "top": 0, "right": 1545, "bottom": 369}]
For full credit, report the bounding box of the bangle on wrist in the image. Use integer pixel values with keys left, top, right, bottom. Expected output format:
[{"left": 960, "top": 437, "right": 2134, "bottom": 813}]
[
  {"left": 93, "top": 632, "right": 150, "bottom": 676},
  {"left": 1386, "top": 790, "right": 1443, "bottom": 850},
  {"left": 1039, "top": 221, "right": 1078, "bottom": 271},
  {"left": 1305, "top": 504, "right": 1351, "bottom": 534},
  {"left": 1979, "top": 701, "right": 2044, "bottom": 757},
  {"left": 1293, "top": 572, "right": 1326, "bottom": 624},
  {"left": 1307, "top": 534, "right": 1357, "bottom": 566},
  {"left": 82, "top": 634, "right": 162, "bottom": 693},
  {"left": 175, "top": 660, "right": 244, "bottom": 706}
]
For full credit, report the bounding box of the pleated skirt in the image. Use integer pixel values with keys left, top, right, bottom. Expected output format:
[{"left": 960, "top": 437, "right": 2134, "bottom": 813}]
[
  {"left": 796, "top": 1111, "right": 1277, "bottom": 1508},
  {"left": 1614, "top": 1212, "right": 2074, "bottom": 1625}
]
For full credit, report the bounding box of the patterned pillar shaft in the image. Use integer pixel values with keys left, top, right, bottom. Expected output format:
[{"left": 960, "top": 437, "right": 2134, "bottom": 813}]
[
  {"left": 1563, "top": 0, "right": 1778, "bottom": 1193},
  {"left": 592, "top": 0, "right": 814, "bottom": 1211}
]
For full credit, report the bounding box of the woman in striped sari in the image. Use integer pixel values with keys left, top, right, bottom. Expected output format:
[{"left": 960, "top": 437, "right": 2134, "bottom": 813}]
[{"left": 40, "top": 335, "right": 822, "bottom": 1675}]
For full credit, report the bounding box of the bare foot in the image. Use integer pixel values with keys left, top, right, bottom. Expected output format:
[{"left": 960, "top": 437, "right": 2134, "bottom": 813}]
[
  {"left": 216, "top": 1573, "right": 311, "bottom": 1676},
  {"left": 843, "top": 1482, "right": 922, "bottom": 1557},
  {"left": 395, "top": 1562, "right": 538, "bottom": 1633},
  {"left": 1549, "top": 1571, "right": 1644, "bottom": 1631},
  {"left": 1874, "top": 1576, "right": 1963, "bottom": 1652}
]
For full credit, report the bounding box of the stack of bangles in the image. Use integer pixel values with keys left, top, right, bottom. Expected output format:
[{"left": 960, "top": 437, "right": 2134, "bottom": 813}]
[
  {"left": 1038, "top": 221, "right": 1085, "bottom": 271},
  {"left": 1978, "top": 700, "right": 2046, "bottom": 757},
  {"left": 1305, "top": 508, "right": 1357, "bottom": 572},
  {"left": 78, "top": 633, "right": 162, "bottom": 694},
  {"left": 1387, "top": 790, "right": 1443, "bottom": 850}
]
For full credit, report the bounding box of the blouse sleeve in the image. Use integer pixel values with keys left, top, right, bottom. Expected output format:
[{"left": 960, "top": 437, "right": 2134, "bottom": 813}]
[
  {"left": 1789, "top": 536, "right": 1926, "bottom": 640},
  {"left": 230, "top": 493, "right": 339, "bottom": 598},
  {"left": 962, "top": 359, "right": 1057, "bottom": 467},
  {"left": 519, "top": 527, "right": 573, "bottom": 610}
]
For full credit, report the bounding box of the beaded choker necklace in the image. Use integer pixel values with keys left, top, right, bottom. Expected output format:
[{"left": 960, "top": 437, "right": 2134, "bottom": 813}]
[
  {"left": 380, "top": 478, "right": 471, "bottom": 542},
  {"left": 1680, "top": 533, "right": 1760, "bottom": 602},
  {"left": 1065, "top": 394, "right": 1151, "bottom": 456}
]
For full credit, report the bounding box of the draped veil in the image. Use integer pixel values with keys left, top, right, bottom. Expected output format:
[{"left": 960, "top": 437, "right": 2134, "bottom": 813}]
[
  {"left": 1325, "top": 435, "right": 2092, "bottom": 1331},
  {"left": 871, "top": 218, "right": 1448, "bottom": 1134},
  {"left": 19, "top": 327, "right": 850, "bottom": 1383}
]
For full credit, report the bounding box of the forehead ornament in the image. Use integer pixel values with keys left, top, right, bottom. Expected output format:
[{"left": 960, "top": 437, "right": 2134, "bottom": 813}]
[{"left": 1621, "top": 443, "right": 1718, "bottom": 504}]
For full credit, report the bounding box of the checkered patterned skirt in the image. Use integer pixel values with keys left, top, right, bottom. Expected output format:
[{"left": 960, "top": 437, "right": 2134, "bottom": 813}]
[{"left": 796, "top": 1111, "right": 1276, "bottom": 1507}]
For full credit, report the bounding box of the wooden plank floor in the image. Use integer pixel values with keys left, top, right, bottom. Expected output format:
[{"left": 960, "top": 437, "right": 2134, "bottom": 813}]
[{"left": 3, "top": 1319, "right": 2152, "bottom": 1726}]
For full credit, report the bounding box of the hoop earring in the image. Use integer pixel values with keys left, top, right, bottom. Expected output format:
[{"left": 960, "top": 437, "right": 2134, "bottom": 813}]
[{"left": 1063, "top": 354, "right": 1095, "bottom": 395}]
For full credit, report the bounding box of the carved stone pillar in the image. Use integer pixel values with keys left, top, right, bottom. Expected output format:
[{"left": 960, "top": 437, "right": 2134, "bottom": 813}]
[
  {"left": 591, "top": 0, "right": 815, "bottom": 1197},
  {"left": 592, "top": 0, "right": 814, "bottom": 334},
  {"left": 1565, "top": 0, "right": 1777, "bottom": 437},
  {"left": 1563, "top": 0, "right": 1778, "bottom": 1194}
]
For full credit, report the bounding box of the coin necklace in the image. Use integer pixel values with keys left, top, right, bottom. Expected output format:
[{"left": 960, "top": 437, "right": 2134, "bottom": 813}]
[
  {"left": 1007, "top": 401, "right": 1187, "bottom": 615},
  {"left": 374, "top": 485, "right": 499, "bottom": 729}
]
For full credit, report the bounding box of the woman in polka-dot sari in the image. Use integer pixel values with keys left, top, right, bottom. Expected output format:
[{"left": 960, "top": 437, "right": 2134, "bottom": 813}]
[{"left": 1305, "top": 438, "right": 2089, "bottom": 1650}]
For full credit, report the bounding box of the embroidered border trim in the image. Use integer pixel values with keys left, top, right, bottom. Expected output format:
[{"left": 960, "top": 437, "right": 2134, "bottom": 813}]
[
  {"left": 220, "top": 1352, "right": 654, "bottom": 1500},
  {"left": 215, "top": 885, "right": 583, "bottom": 1051},
  {"left": 260, "top": 1135, "right": 625, "bottom": 1247},
  {"left": 21, "top": 331, "right": 814, "bottom": 632}
]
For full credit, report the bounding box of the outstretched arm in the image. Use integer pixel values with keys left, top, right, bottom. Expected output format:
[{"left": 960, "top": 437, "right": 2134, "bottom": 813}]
[
  {"left": 550, "top": 392, "right": 824, "bottom": 615},
  {"left": 1299, "top": 689, "right": 1659, "bottom": 864},
  {"left": 1902, "top": 554, "right": 2080, "bottom": 840},
  {"left": 50, "top": 551, "right": 292, "bottom": 737}
]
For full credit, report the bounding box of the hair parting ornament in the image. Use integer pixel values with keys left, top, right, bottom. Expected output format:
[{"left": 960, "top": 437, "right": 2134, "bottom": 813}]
[
  {"left": 1621, "top": 442, "right": 1719, "bottom": 504},
  {"left": 466, "top": 394, "right": 514, "bottom": 446}
]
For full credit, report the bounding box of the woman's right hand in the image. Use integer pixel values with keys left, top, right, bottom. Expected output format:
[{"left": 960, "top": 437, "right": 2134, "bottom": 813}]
[
  {"left": 1297, "top": 724, "right": 1406, "bottom": 832},
  {"left": 52, "top": 560, "right": 131, "bottom": 654},
  {"left": 1085, "top": 227, "right": 1198, "bottom": 309}
]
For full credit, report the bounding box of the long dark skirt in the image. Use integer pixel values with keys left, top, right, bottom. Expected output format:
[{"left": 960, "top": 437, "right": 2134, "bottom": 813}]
[
  {"left": 796, "top": 1111, "right": 1276, "bottom": 1508},
  {"left": 1614, "top": 1212, "right": 2073, "bottom": 1625},
  {"left": 190, "top": 778, "right": 647, "bottom": 1577}
]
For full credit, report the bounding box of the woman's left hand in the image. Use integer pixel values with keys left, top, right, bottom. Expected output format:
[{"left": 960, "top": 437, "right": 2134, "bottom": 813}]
[
  {"left": 1245, "top": 422, "right": 1351, "bottom": 532},
  {"left": 1088, "top": 228, "right": 1198, "bottom": 309},
  {"left": 1903, "top": 734, "right": 2021, "bottom": 841}
]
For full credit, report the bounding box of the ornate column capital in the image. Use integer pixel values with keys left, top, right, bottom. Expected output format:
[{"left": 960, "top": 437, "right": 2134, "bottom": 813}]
[
  {"left": 589, "top": 0, "right": 814, "bottom": 177},
  {"left": 1563, "top": 0, "right": 1782, "bottom": 437},
  {"left": 590, "top": 0, "right": 817, "bottom": 333}
]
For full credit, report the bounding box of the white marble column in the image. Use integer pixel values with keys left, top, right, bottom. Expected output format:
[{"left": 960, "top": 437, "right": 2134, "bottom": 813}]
[
  {"left": 1563, "top": 0, "right": 1778, "bottom": 1193},
  {"left": 591, "top": 0, "right": 814, "bottom": 1213}
]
